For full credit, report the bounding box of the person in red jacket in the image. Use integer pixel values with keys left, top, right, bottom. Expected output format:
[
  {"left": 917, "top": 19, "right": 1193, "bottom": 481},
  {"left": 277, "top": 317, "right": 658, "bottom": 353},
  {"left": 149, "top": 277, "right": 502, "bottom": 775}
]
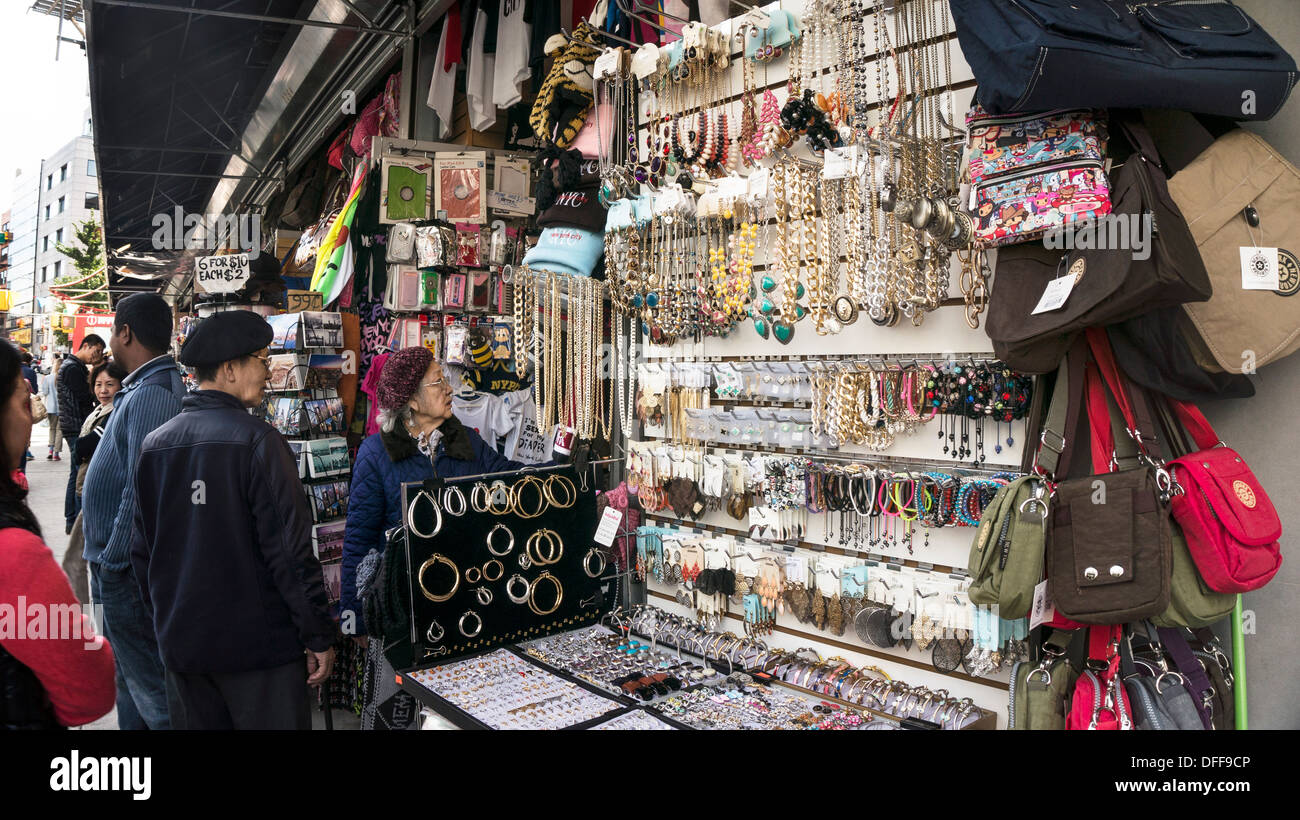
[{"left": 0, "top": 342, "right": 116, "bottom": 728}]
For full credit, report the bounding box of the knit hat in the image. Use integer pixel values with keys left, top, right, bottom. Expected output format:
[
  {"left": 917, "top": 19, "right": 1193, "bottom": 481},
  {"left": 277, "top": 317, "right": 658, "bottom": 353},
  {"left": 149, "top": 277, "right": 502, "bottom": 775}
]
[
  {"left": 376, "top": 345, "right": 434, "bottom": 411},
  {"left": 536, "top": 182, "right": 605, "bottom": 232}
]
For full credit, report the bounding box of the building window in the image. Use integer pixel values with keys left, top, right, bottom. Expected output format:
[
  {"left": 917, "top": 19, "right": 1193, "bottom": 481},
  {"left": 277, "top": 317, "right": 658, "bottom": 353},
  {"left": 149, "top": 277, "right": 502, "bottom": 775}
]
[
  {"left": 57, "top": 196, "right": 65, "bottom": 214},
  {"left": 44, "top": 205, "right": 50, "bottom": 221},
  {"left": 87, "top": 159, "right": 96, "bottom": 177},
  {"left": 60, "top": 164, "right": 68, "bottom": 182},
  {"left": 43, "top": 236, "right": 49, "bottom": 252},
  {"left": 85, "top": 191, "right": 99, "bottom": 210},
  {"left": 46, "top": 174, "right": 53, "bottom": 190},
  {"left": 56, "top": 228, "right": 63, "bottom": 244},
  {"left": 41, "top": 266, "right": 46, "bottom": 283},
  {"left": 54, "top": 261, "right": 61, "bottom": 278}
]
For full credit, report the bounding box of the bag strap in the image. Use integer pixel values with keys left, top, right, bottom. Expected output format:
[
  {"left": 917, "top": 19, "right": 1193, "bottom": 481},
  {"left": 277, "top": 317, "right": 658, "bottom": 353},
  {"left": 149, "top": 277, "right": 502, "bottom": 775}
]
[
  {"left": 1036, "top": 338, "right": 1090, "bottom": 480},
  {"left": 1157, "top": 627, "right": 1215, "bottom": 729},
  {"left": 1085, "top": 327, "right": 1168, "bottom": 464},
  {"left": 1165, "top": 398, "right": 1222, "bottom": 452}
]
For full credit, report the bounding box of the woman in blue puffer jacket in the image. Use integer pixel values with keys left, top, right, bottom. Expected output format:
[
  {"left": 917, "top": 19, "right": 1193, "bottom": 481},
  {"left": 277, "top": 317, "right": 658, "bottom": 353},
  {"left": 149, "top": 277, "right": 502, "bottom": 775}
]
[{"left": 343, "top": 346, "right": 528, "bottom": 728}]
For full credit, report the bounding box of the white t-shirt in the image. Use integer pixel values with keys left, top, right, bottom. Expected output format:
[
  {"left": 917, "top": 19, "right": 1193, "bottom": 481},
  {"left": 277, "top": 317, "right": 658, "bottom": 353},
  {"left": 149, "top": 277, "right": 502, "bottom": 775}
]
[
  {"left": 500, "top": 387, "right": 551, "bottom": 464},
  {"left": 426, "top": 14, "right": 457, "bottom": 139},
  {"left": 467, "top": 6, "right": 497, "bottom": 132},
  {"left": 492, "top": 0, "right": 531, "bottom": 110},
  {"left": 453, "top": 391, "right": 515, "bottom": 450}
]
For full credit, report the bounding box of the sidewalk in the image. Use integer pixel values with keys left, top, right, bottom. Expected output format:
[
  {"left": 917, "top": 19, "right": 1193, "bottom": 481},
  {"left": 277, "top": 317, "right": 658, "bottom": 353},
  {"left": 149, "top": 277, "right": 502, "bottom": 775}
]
[{"left": 25, "top": 423, "right": 118, "bottom": 729}]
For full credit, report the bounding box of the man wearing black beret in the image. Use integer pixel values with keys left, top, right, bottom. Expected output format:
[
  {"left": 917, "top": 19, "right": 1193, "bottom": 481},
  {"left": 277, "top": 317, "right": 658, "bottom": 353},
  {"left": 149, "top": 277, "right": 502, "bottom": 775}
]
[{"left": 129, "top": 310, "right": 337, "bottom": 729}]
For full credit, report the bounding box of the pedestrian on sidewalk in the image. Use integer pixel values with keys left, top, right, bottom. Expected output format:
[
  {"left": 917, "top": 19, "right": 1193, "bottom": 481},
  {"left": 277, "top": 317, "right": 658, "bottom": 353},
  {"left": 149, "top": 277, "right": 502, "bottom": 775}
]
[
  {"left": 63, "top": 360, "right": 126, "bottom": 606},
  {"left": 19, "top": 351, "right": 37, "bottom": 463},
  {"left": 82, "top": 294, "right": 184, "bottom": 730},
  {"left": 131, "top": 310, "right": 337, "bottom": 730},
  {"left": 0, "top": 342, "right": 117, "bottom": 728},
  {"left": 58, "top": 335, "right": 106, "bottom": 533},
  {"left": 39, "top": 359, "right": 61, "bottom": 460}
]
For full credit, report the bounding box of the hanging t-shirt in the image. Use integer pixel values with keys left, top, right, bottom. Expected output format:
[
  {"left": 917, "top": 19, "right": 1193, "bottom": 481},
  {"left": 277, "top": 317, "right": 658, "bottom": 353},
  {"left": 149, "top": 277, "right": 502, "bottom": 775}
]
[
  {"left": 493, "top": 0, "right": 532, "bottom": 109},
  {"left": 426, "top": 14, "right": 458, "bottom": 139},
  {"left": 467, "top": 4, "right": 497, "bottom": 131},
  {"left": 501, "top": 387, "right": 551, "bottom": 465},
  {"left": 453, "top": 391, "right": 515, "bottom": 449}
]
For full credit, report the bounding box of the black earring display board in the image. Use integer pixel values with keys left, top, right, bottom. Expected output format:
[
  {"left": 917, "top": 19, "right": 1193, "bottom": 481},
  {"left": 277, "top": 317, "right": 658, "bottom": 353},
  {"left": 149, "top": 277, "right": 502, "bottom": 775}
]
[{"left": 402, "top": 466, "right": 605, "bottom": 660}]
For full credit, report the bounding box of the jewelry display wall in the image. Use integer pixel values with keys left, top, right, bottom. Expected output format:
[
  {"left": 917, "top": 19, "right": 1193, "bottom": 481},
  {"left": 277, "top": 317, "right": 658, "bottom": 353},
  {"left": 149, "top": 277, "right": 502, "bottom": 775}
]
[
  {"left": 609, "top": 0, "right": 1019, "bottom": 727},
  {"left": 401, "top": 465, "right": 606, "bottom": 661}
]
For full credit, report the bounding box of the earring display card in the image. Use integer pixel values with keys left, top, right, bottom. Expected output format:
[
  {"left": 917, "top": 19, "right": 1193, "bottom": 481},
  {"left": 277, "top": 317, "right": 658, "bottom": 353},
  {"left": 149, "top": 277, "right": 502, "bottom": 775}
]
[
  {"left": 434, "top": 152, "right": 487, "bottom": 224},
  {"left": 402, "top": 467, "right": 604, "bottom": 663},
  {"left": 380, "top": 154, "right": 433, "bottom": 224}
]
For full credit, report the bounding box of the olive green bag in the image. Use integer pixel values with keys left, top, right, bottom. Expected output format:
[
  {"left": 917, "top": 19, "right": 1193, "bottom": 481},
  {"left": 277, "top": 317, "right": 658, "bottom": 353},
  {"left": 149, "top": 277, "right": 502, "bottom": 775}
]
[
  {"left": 967, "top": 476, "right": 1050, "bottom": 620},
  {"left": 1009, "top": 631, "right": 1080, "bottom": 730}
]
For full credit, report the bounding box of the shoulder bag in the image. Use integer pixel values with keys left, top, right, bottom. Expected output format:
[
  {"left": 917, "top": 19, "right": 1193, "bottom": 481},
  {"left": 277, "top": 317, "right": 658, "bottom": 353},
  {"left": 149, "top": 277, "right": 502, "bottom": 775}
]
[
  {"left": 948, "top": 0, "right": 1298, "bottom": 120},
  {"left": 1009, "top": 629, "right": 1081, "bottom": 730},
  {"left": 29, "top": 392, "right": 47, "bottom": 424},
  {"left": 966, "top": 475, "right": 1049, "bottom": 620},
  {"left": 1121, "top": 622, "right": 1206, "bottom": 730},
  {"left": 987, "top": 119, "right": 1211, "bottom": 374},
  {"left": 1066, "top": 626, "right": 1133, "bottom": 730}
]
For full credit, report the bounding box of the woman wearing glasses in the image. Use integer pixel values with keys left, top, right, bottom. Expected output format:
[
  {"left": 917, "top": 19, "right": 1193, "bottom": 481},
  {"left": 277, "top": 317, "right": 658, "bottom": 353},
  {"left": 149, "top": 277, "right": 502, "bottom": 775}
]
[{"left": 344, "top": 346, "right": 529, "bottom": 729}]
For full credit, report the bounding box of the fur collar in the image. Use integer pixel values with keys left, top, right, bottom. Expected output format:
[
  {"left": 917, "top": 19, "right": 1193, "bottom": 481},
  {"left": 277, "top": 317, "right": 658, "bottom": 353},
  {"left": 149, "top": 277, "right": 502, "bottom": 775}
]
[{"left": 380, "top": 414, "right": 474, "bottom": 464}]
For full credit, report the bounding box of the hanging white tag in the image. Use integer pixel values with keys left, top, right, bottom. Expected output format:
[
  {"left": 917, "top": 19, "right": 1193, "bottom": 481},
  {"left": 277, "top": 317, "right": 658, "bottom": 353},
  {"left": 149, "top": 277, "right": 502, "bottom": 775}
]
[
  {"left": 1029, "top": 580, "right": 1056, "bottom": 630},
  {"left": 1031, "top": 276, "right": 1076, "bottom": 314},
  {"left": 594, "top": 48, "right": 623, "bottom": 80},
  {"left": 822, "top": 146, "right": 858, "bottom": 180},
  {"left": 1240, "top": 246, "right": 1280, "bottom": 290},
  {"left": 630, "top": 43, "right": 661, "bottom": 79},
  {"left": 594, "top": 507, "right": 622, "bottom": 547},
  {"left": 748, "top": 167, "right": 770, "bottom": 199}
]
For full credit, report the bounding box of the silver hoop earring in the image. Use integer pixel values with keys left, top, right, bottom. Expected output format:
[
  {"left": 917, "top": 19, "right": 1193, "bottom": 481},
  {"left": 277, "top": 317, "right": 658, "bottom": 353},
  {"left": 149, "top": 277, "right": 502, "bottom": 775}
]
[
  {"left": 458, "top": 610, "right": 483, "bottom": 638},
  {"left": 506, "top": 574, "right": 531, "bottom": 604},
  {"left": 426, "top": 619, "right": 445, "bottom": 644},
  {"left": 486, "top": 523, "right": 514, "bottom": 556},
  {"left": 583, "top": 547, "right": 607, "bottom": 578},
  {"left": 442, "top": 485, "right": 467, "bottom": 517},
  {"left": 475, "top": 586, "right": 493, "bottom": 606},
  {"left": 406, "top": 490, "right": 443, "bottom": 538}
]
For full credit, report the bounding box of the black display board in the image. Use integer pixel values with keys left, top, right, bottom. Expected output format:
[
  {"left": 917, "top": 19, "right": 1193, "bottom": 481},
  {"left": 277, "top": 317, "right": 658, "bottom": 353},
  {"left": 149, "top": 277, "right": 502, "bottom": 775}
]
[{"left": 402, "top": 465, "right": 605, "bottom": 660}]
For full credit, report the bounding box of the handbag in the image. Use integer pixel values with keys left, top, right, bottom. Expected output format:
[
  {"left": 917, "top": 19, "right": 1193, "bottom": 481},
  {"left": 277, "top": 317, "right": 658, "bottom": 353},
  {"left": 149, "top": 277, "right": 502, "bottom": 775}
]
[
  {"left": 1163, "top": 398, "right": 1282, "bottom": 592},
  {"left": 1009, "top": 629, "right": 1080, "bottom": 730},
  {"left": 948, "top": 0, "right": 1298, "bottom": 120},
  {"left": 1105, "top": 307, "right": 1255, "bottom": 403},
  {"left": 29, "top": 392, "right": 47, "bottom": 424},
  {"left": 1190, "top": 627, "right": 1236, "bottom": 730},
  {"left": 965, "top": 106, "right": 1112, "bottom": 248},
  {"left": 1168, "top": 127, "right": 1300, "bottom": 373},
  {"left": 1040, "top": 336, "right": 1173, "bottom": 624},
  {"left": 1066, "top": 626, "right": 1133, "bottom": 730},
  {"left": 987, "top": 119, "right": 1211, "bottom": 374},
  {"left": 966, "top": 475, "right": 1050, "bottom": 619},
  {"left": 1121, "top": 622, "right": 1206, "bottom": 730}
]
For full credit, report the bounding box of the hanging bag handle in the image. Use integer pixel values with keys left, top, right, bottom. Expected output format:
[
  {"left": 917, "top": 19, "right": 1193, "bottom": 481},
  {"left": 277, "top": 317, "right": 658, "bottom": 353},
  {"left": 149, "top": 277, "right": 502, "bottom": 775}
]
[{"left": 1164, "top": 398, "right": 1224, "bottom": 452}]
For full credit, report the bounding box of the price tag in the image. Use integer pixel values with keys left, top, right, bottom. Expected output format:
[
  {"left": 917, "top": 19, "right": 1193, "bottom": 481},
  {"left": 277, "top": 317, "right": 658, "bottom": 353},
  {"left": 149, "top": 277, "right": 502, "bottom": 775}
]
[
  {"left": 748, "top": 167, "right": 770, "bottom": 198},
  {"left": 1031, "top": 275, "right": 1076, "bottom": 314},
  {"left": 194, "top": 253, "right": 250, "bottom": 294},
  {"left": 594, "top": 47, "right": 623, "bottom": 80},
  {"left": 1029, "top": 580, "right": 1056, "bottom": 630},
  {"left": 717, "top": 175, "right": 748, "bottom": 199},
  {"left": 287, "top": 290, "right": 323, "bottom": 312},
  {"left": 1240, "top": 246, "right": 1280, "bottom": 290},
  {"left": 822, "top": 146, "right": 857, "bottom": 180},
  {"left": 593, "top": 507, "right": 623, "bottom": 547},
  {"left": 630, "top": 43, "right": 661, "bottom": 79},
  {"left": 742, "top": 8, "right": 770, "bottom": 29}
]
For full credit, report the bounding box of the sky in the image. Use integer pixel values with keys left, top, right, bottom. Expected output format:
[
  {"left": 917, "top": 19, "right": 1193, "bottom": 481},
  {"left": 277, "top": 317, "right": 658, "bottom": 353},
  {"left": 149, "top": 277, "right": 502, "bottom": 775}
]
[{"left": 0, "top": 4, "right": 92, "bottom": 215}]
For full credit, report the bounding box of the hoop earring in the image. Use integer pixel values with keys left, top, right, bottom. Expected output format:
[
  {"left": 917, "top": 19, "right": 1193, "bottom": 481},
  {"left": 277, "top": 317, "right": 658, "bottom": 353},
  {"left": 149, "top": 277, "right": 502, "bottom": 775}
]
[
  {"left": 406, "top": 490, "right": 443, "bottom": 538},
  {"left": 416, "top": 553, "right": 459, "bottom": 602},
  {"left": 458, "top": 610, "right": 483, "bottom": 638},
  {"left": 442, "top": 485, "right": 468, "bottom": 517},
  {"left": 486, "top": 523, "right": 514, "bottom": 556},
  {"left": 506, "top": 574, "right": 531, "bottom": 604},
  {"left": 583, "top": 547, "right": 607, "bottom": 578}
]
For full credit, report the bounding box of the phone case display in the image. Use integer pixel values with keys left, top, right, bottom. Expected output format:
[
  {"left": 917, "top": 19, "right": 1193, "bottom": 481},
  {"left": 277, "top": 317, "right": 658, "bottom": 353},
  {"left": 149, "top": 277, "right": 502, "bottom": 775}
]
[
  {"left": 402, "top": 648, "right": 622, "bottom": 729},
  {"left": 434, "top": 152, "right": 487, "bottom": 224},
  {"left": 380, "top": 155, "right": 433, "bottom": 224},
  {"left": 401, "top": 466, "right": 605, "bottom": 660}
]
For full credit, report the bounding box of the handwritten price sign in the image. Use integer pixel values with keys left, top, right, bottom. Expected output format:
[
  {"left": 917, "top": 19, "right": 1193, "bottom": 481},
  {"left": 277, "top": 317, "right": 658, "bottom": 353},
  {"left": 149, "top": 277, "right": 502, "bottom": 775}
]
[
  {"left": 194, "top": 253, "right": 250, "bottom": 294},
  {"left": 287, "top": 290, "right": 323, "bottom": 312}
]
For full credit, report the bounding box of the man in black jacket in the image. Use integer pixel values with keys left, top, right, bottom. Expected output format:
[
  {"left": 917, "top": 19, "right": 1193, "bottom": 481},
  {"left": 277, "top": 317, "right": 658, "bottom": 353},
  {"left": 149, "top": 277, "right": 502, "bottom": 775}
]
[
  {"left": 129, "top": 311, "right": 336, "bottom": 729},
  {"left": 57, "top": 334, "right": 106, "bottom": 532}
]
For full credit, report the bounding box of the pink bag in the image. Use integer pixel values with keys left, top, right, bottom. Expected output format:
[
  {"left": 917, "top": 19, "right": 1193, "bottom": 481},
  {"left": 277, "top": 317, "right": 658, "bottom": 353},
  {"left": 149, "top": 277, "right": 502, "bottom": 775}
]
[
  {"left": 1066, "top": 627, "right": 1132, "bottom": 731},
  {"left": 1167, "top": 400, "right": 1282, "bottom": 593}
]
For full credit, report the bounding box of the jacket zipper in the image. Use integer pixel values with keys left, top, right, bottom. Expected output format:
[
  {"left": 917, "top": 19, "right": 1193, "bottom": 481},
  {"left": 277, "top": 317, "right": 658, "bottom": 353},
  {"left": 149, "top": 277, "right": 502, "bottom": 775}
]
[{"left": 976, "top": 158, "right": 1106, "bottom": 190}]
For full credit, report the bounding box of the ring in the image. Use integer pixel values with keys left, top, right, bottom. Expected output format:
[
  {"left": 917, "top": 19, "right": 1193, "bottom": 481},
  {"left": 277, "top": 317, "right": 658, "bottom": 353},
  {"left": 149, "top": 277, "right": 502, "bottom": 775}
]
[
  {"left": 482, "top": 559, "right": 504, "bottom": 582},
  {"left": 459, "top": 610, "right": 483, "bottom": 638},
  {"left": 406, "top": 490, "right": 443, "bottom": 539},
  {"left": 528, "top": 571, "right": 563, "bottom": 616},
  {"left": 465, "top": 566, "right": 482, "bottom": 584},
  {"left": 442, "top": 485, "right": 468, "bottom": 517},
  {"left": 417, "top": 554, "right": 459, "bottom": 602},
  {"left": 506, "top": 574, "right": 531, "bottom": 604},
  {"left": 486, "top": 523, "right": 514, "bottom": 556},
  {"left": 426, "top": 619, "right": 445, "bottom": 643},
  {"left": 583, "top": 547, "right": 607, "bottom": 578},
  {"left": 476, "top": 586, "right": 493, "bottom": 606}
]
